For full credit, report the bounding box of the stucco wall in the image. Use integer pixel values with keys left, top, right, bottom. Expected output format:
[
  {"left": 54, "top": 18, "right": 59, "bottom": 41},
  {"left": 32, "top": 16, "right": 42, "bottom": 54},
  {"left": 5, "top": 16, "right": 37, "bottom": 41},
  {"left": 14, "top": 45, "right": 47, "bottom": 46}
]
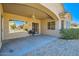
[
  {"left": 3, "top": 3, "right": 66, "bottom": 40},
  {"left": 0, "top": 4, "right": 3, "bottom": 48},
  {"left": 40, "top": 3, "right": 65, "bottom": 30},
  {"left": 3, "top": 13, "right": 41, "bottom": 40},
  {"left": 41, "top": 3, "right": 64, "bottom": 20},
  {"left": 41, "top": 18, "right": 60, "bottom": 37}
]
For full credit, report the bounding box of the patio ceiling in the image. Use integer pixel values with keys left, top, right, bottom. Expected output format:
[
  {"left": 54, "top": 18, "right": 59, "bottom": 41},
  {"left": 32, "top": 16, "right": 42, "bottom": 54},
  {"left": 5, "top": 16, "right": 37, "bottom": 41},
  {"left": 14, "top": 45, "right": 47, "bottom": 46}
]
[
  {"left": 22, "top": 3, "right": 59, "bottom": 20},
  {"left": 2, "top": 3, "right": 52, "bottom": 19}
]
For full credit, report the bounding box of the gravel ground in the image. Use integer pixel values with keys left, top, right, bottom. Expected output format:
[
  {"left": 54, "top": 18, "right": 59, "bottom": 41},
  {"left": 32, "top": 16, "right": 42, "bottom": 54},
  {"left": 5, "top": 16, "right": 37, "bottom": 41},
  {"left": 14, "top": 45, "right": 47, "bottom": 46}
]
[{"left": 0, "top": 35, "right": 79, "bottom": 56}]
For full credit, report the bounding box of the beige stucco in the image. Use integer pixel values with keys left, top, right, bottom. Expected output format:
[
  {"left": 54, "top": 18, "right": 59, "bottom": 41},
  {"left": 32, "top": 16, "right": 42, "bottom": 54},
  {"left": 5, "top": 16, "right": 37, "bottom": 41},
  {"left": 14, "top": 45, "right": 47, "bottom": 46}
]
[
  {"left": 22, "top": 3, "right": 59, "bottom": 20},
  {"left": 3, "top": 3, "right": 50, "bottom": 19},
  {"left": 39, "top": 4, "right": 71, "bottom": 37},
  {"left": 40, "top": 3, "right": 64, "bottom": 20},
  {"left": 0, "top": 4, "right": 3, "bottom": 48},
  {"left": 41, "top": 3, "right": 66, "bottom": 30},
  {"left": 41, "top": 18, "right": 60, "bottom": 37},
  {"left": 0, "top": 3, "right": 71, "bottom": 42},
  {"left": 0, "top": 4, "right": 2, "bottom": 48},
  {"left": 3, "top": 13, "right": 41, "bottom": 40},
  {"left": 60, "top": 12, "right": 72, "bottom": 29}
]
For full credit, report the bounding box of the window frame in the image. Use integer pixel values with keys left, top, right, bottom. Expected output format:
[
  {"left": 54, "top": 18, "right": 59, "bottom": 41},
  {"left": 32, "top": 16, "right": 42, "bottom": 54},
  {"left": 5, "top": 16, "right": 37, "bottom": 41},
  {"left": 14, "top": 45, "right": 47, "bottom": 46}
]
[
  {"left": 9, "top": 19, "right": 28, "bottom": 33},
  {"left": 48, "top": 21, "right": 55, "bottom": 30}
]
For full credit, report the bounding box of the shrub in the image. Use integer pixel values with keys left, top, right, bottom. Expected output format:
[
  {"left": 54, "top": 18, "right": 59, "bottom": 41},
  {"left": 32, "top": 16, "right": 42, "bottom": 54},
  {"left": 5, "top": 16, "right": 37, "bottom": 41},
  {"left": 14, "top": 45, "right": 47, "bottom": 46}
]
[{"left": 60, "top": 29, "right": 79, "bottom": 39}]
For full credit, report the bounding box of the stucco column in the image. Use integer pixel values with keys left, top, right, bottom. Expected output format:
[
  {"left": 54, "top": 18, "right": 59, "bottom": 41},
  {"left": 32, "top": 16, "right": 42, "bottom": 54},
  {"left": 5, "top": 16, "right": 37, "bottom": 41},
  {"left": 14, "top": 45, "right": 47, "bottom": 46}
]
[
  {"left": 57, "top": 19, "right": 62, "bottom": 30},
  {"left": 64, "top": 19, "right": 67, "bottom": 29},
  {"left": 0, "top": 4, "right": 2, "bottom": 48},
  {"left": 0, "top": 4, "right": 4, "bottom": 48}
]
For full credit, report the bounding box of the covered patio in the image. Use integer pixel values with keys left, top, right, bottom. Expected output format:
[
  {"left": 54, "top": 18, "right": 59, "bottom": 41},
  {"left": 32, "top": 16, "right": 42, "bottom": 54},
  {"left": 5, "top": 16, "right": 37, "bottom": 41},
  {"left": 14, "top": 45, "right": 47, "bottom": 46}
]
[
  {"left": 0, "top": 35, "right": 57, "bottom": 56},
  {"left": 0, "top": 3, "right": 72, "bottom": 56}
]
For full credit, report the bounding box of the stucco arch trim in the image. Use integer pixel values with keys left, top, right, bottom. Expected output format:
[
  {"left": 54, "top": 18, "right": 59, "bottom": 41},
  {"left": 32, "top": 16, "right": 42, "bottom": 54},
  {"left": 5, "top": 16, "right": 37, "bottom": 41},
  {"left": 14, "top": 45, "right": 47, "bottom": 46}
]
[{"left": 21, "top": 3, "right": 59, "bottom": 20}]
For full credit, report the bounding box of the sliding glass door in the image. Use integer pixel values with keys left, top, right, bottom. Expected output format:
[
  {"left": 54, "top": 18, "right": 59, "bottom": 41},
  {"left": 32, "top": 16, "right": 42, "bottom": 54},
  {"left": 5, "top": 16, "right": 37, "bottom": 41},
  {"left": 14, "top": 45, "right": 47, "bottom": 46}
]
[{"left": 32, "top": 23, "right": 39, "bottom": 34}]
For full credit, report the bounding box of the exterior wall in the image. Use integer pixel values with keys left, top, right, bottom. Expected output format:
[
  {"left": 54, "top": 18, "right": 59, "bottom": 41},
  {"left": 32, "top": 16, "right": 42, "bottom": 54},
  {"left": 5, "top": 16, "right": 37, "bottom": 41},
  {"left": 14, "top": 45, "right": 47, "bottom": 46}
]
[
  {"left": 40, "top": 4, "right": 65, "bottom": 37},
  {"left": 3, "top": 13, "right": 41, "bottom": 40},
  {"left": 0, "top": 4, "right": 3, "bottom": 48},
  {"left": 0, "top": 4, "right": 2, "bottom": 48},
  {"left": 41, "top": 3, "right": 65, "bottom": 30},
  {"left": 64, "top": 19, "right": 70, "bottom": 29},
  {"left": 3, "top": 3, "right": 68, "bottom": 40},
  {"left": 65, "top": 13, "right": 72, "bottom": 29},
  {"left": 41, "top": 3, "right": 64, "bottom": 20},
  {"left": 41, "top": 18, "right": 60, "bottom": 37},
  {"left": 59, "top": 18, "right": 70, "bottom": 29}
]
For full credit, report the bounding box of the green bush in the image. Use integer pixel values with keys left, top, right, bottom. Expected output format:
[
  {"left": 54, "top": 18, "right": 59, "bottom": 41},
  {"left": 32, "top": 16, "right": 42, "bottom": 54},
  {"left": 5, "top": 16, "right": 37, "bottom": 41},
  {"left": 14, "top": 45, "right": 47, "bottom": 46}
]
[{"left": 60, "top": 29, "right": 79, "bottom": 39}]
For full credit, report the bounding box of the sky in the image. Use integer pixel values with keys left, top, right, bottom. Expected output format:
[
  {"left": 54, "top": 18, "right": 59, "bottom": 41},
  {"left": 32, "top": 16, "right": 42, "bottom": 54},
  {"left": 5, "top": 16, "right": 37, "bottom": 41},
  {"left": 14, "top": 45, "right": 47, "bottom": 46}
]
[
  {"left": 15, "top": 21, "right": 24, "bottom": 26},
  {"left": 10, "top": 20, "right": 25, "bottom": 26},
  {"left": 64, "top": 3, "right": 79, "bottom": 24}
]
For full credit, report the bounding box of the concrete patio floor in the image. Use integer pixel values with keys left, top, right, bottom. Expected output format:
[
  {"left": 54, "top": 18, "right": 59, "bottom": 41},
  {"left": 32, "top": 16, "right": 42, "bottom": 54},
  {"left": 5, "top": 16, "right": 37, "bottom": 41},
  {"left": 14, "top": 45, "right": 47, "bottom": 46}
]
[{"left": 0, "top": 35, "right": 79, "bottom": 56}]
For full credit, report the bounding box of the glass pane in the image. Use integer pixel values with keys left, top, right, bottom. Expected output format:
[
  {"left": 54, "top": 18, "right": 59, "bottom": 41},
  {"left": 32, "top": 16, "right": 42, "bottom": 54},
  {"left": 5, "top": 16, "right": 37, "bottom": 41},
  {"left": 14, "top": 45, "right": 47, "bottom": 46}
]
[
  {"left": 48, "top": 21, "right": 55, "bottom": 30},
  {"left": 9, "top": 19, "right": 28, "bottom": 33}
]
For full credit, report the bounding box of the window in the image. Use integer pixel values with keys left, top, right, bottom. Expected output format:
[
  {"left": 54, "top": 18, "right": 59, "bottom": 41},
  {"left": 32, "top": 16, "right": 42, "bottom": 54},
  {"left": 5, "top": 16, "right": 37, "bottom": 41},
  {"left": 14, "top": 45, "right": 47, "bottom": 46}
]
[
  {"left": 61, "top": 20, "right": 64, "bottom": 29},
  {"left": 48, "top": 21, "right": 55, "bottom": 30},
  {"left": 9, "top": 19, "right": 28, "bottom": 33}
]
